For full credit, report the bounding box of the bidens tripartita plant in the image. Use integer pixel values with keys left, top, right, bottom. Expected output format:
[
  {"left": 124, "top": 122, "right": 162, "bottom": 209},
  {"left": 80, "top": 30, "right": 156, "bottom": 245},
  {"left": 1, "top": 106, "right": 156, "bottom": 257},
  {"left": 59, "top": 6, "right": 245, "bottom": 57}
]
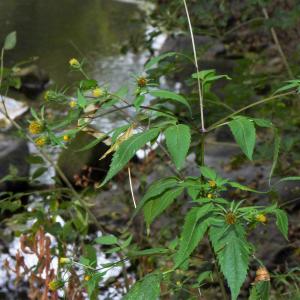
[{"left": 1, "top": 2, "right": 300, "bottom": 300}]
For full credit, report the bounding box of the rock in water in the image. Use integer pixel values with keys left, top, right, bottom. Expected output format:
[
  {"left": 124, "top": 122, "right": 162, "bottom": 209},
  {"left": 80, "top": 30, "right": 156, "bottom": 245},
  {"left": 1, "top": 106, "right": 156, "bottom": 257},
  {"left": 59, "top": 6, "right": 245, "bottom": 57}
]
[
  {"left": 0, "top": 96, "right": 28, "bottom": 130},
  {"left": 0, "top": 134, "right": 29, "bottom": 192},
  {"left": 13, "top": 65, "right": 49, "bottom": 98},
  {"left": 57, "top": 131, "right": 112, "bottom": 188}
]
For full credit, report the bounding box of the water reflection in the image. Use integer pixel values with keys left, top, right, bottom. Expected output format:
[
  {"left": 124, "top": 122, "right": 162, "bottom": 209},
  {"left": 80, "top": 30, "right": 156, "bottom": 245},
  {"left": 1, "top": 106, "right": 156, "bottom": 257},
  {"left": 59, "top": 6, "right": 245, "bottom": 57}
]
[{"left": 0, "top": 0, "right": 144, "bottom": 87}]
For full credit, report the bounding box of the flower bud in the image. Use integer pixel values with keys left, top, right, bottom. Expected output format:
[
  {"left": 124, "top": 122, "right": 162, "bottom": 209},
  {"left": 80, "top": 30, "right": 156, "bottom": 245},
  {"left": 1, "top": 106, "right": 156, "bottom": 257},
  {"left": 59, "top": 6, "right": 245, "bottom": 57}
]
[
  {"left": 92, "top": 87, "right": 104, "bottom": 98},
  {"left": 28, "top": 121, "right": 43, "bottom": 135},
  {"left": 208, "top": 180, "right": 216, "bottom": 188},
  {"left": 35, "top": 136, "right": 47, "bottom": 147},
  {"left": 59, "top": 257, "right": 71, "bottom": 264},
  {"left": 48, "top": 280, "right": 64, "bottom": 291},
  {"left": 256, "top": 214, "right": 267, "bottom": 223},
  {"left": 69, "top": 58, "right": 80, "bottom": 68}
]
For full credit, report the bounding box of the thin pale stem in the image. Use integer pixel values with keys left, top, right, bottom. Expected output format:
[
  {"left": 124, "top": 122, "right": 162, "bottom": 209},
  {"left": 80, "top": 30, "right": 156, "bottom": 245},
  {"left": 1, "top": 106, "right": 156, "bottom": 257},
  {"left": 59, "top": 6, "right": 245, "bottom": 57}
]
[
  {"left": 182, "top": 0, "right": 205, "bottom": 132},
  {"left": 262, "top": 7, "right": 293, "bottom": 79},
  {"left": 128, "top": 167, "right": 137, "bottom": 209}
]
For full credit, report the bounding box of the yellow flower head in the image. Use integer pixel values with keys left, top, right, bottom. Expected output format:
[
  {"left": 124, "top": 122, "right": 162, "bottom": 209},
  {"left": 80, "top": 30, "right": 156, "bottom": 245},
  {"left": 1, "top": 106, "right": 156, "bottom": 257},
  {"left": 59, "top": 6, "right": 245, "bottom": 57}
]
[
  {"left": 84, "top": 275, "right": 91, "bottom": 281},
  {"left": 256, "top": 214, "right": 267, "bottom": 223},
  {"left": 63, "top": 135, "right": 70, "bottom": 142},
  {"left": 92, "top": 87, "right": 104, "bottom": 98},
  {"left": 69, "top": 100, "right": 77, "bottom": 108},
  {"left": 137, "top": 76, "right": 147, "bottom": 88},
  {"left": 208, "top": 180, "right": 216, "bottom": 188},
  {"left": 48, "top": 280, "right": 64, "bottom": 291},
  {"left": 207, "top": 193, "right": 213, "bottom": 199},
  {"left": 59, "top": 257, "right": 71, "bottom": 264},
  {"left": 35, "top": 136, "right": 47, "bottom": 147},
  {"left": 69, "top": 58, "right": 80, "bottom": 68},
  {"left": 28, "top": 121, "right": 43, "bottom": 135},
  {"left": 225, "top": 212, "right": 236, "bottom": 225}
]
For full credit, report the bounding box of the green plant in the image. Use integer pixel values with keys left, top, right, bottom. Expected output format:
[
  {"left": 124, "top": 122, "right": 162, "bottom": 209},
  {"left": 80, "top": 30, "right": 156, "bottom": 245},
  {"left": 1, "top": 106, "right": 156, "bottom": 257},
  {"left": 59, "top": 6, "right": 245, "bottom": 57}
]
[{"left": 1, "top": 2, "right": 300, "bottom": 300}]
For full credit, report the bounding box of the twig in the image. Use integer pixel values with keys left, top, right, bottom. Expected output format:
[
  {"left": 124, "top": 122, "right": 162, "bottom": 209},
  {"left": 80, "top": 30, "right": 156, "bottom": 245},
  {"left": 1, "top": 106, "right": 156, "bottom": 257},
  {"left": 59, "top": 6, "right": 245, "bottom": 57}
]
[
  {"left": 128, "top": 167, "right": 137, "bottom": 209},
  {"left": 262, "top": 7, "right": 293, "bottom": 79},
  {"left": 207, "top": 91, "right": 295, "bottom": 132}
]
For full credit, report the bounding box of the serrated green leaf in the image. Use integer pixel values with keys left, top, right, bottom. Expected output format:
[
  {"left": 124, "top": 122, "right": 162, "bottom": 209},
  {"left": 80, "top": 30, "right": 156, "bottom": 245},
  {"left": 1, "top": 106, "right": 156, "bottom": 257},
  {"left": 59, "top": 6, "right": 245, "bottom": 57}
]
[
  {"left": 86, "top": 272, "right": 103, "bottom": 300},
  {"left": 273, "top": 176, "right": 300, "bottom": 186},
  {"left": 80, "top": 79, "right": 98, "bottom": 90},
  {"left": 30, "top": 107, "right": 39, "bottom": 121},
  {"left": 128, "top": 248, "right": 169, "bottom": 257},
  {"left": 164, "top": 124, "right": 191, "bottom": 170},
  {"left": 134, "top": 177, "right": 178, "bottom": 217},
  {"left": 275, "top": 209, "right": 288, "bottom": 240},
  {"left": 229, "top": 116, "right": 256, "bottom": 160},
  {"left": 133, "top": 95, "right": 145, "bottom": 109},
  {"left": 209, "top": 223, "right": 251, "bottom": 300},
  {"left": 249, "top": 281, "right": 270, "bottom": 300},
  {"left": 75, "top": 135, "right": 108, "bottom": 152},
  {"left": 200, "top": 166, "right": 217, "bottom": 180},
  {"left": 191, "top": 69, "right": 215, "bottom": 80},
  {"left": 227, "top": 181, "right": 266, "bottom": 194},
  {"left": 0, "top": 199, "right": 22, "bottom": 213},
  {"left": 149, "top": 89, "right": 191, "bottom": 114},
  {"left": 26, "top": 155, "right": 44, "bottom": 164},
  {"left": 253, "top": 118, "right": 273, "bottom": 128},
  {"left": 123, "top": 273, "right": 161, "bottom": 300},
  {"left": 95, "top": 235, "right": 118, "bottom": 245},
  {"left": 144, "top": 186, "right": 184, "bottom": 228},
  {"left": 275, "top": 80, "right": 300, "bottom": 94},
  {"left": 32, "top": 167, "right": 47, "bottom": 180},
  {"left": 115, "top": 86, "right": 128, "bottom": 98},
  {"left": 197, "top": 271, "right": 213, "bottom": 285},
  {"left": 101, "top": 128, "right": 160, "bottom": 186},
  {"left": 4, "top": 31, "right": 17, "bottom": 50},
  {"left": 175, "top": 204, "right": 214, "bottom": 267},
  {"left": 145, "top": 52, "right": 177, "bottom": 70},
  {"left": 111, "top": 124, "right": 131, "bottom": 143}
]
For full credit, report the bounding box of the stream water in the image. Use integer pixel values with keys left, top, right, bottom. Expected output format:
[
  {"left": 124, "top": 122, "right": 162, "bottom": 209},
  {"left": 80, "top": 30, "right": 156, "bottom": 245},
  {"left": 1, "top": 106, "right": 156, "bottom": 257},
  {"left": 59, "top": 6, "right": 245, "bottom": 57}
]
[
  {"left": 0, "top": 1, "right": 156, "bottom": 299},
  {"left": 0, "top": 0, "right": 146, "bottom": 88}
]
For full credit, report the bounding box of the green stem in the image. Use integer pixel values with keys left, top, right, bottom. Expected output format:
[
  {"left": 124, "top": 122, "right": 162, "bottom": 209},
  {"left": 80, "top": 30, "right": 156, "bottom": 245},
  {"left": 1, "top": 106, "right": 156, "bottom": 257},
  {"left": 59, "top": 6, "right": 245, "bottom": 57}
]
[{"left": 182, "top": 1, "right": 227, "bottom": 298}]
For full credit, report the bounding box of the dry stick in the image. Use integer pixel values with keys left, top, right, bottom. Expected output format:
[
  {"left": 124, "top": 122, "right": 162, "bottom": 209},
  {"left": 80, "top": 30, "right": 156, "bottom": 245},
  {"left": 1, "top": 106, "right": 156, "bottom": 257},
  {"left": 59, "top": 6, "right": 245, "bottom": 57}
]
[
  {"left": 128, "top": 167, "right": 137, "bottom": 209},
  {"left": 182, "top": 0, "right": 205, "bottom": 132},
  {"left": 262, "top": 7, "right": 294, "bottom": 80}
]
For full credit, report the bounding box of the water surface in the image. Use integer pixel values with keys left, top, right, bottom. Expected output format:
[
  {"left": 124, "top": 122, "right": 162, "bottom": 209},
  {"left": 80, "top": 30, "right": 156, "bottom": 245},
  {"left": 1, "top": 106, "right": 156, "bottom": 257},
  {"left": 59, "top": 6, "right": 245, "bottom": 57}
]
[{"left": 0, "top": 0, "right": 145, "bottom": 89}]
